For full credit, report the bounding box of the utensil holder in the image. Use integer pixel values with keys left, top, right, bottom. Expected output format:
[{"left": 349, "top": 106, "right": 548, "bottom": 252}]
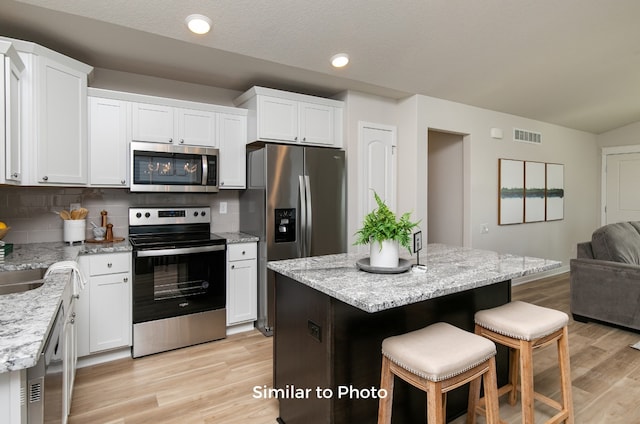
[{"left": 64, "top": 219, "right": 86, "bottom": 244}]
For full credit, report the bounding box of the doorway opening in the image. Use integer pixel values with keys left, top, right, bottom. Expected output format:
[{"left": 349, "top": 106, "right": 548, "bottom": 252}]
[{"left": 427, "top": 129, "right": 467, "bottom": 246}]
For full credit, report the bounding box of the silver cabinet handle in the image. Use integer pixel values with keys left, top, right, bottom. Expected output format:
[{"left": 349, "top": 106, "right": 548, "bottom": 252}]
[
  {"left": 42, "top": 176, "right": 48, "bottom": 181},
  {"left": 73, "top": 294, "right": 80, "bottom": 300},
  {"left": 107, "top": 262, "right": 113, "bottom": 268},
  {"left": 12, "top": 173, "right": 18, "bottom": 178},
  {"left": 123, "top": 277, "right": 128, "bottom": 283},
  {"left": 121, "top": 179, "right": 126, "bottom": 185},
  {"left": 180, "top": 139, "right": 184, "bottom": 144},
  {"left": 169, "top": 138, "right": 173, "bottom": 143},
  {"left": 231, "top": 265, "right": 235, "bottom": 269}
]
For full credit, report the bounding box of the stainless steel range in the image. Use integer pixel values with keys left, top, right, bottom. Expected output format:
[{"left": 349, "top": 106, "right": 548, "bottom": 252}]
[{"left": 129, "top": 207, "right": 226, "bottom": 358}]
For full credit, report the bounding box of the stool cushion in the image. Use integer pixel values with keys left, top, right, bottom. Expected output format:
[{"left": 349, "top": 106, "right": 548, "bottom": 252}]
[
  {"left": 475, "top": 301, "right": 569, "bottom": 341},
  {"left": 381, "top": 322, "right": 496, "bottom": 382}
]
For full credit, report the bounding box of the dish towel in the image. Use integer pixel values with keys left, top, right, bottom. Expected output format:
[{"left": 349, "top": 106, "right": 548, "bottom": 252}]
[{"left": 45, "top": 260, "right": 88, "bottom": 295}]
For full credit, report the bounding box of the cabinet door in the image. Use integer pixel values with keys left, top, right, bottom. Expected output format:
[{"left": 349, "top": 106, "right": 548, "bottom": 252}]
[
  {"left": 37, "top": 56, "right": 88, "bottom": 184},
  {"left": 89, "top": 272, "right": 132, "bottom": 352},
  {"left": 89, "top": 97, "right": 129, "bottom": 186},
  {"left": 257, "top": 96, "right": 298, "bottom": 142},
  {"left": 175, "top": 107, "right": 216, "bottom": 147},
  {"left": 5, "top": 57, "right": 22, "bottom": 182},
  {"left": 218, "top": 113, "right": 247, "bottom": 189},
  {"left": 131, "top": 103, "right": 174, "bottom": 143},
  {"left": 227, "top": 259, "right": 258, "bottom": 325},
  {"left": 76, "top": 257, "right": 90, "bottom": 357},
  {"left": 299, "top": 102, "right": 334, "bottom": 146}
]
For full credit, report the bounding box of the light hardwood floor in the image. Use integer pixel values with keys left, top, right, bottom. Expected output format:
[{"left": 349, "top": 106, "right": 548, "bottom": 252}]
[{"left": 69, "top": 273, "right": 640, "bottom": 423}]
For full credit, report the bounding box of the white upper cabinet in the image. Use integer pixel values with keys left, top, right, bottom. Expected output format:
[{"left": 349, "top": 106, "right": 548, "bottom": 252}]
[
  {"left": 2, "top": 36, "right": 93, "bottom": 186},
  {"left": 131, "top": 103, "right": 174, "bottom": 143},
  {"left": 218, "top": 112, "right": 247, "bottom": 189},
  {"left": 88, "top": 95, "right": 129, "bottom": 187},
  {"left": 257, "top": 96, "right": 298, "bottom": 142},
  {"left": 235, "top": 86, "right": 344, "bottom": 148},
  {"left": 132, "top": 103, "right": 217, "bottom": 147},
  {"left": 1, "top": 40, "right": 24, "bottom": 184},
  {"left": 175, "top": 107, "right": 217, "bottom": 147}
]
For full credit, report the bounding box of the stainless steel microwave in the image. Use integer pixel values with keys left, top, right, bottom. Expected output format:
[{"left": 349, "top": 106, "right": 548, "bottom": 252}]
[{"left": 130, "top": 142, "right": 219, "bottom": 192}]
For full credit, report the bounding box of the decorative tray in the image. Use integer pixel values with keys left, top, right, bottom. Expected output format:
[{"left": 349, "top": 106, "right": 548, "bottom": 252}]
[
  {"left": 356, "top": 258, "right": 412, "bottom": 274},
  {"left": 85, "top": 237, "right": 126, "bottom": 243}
]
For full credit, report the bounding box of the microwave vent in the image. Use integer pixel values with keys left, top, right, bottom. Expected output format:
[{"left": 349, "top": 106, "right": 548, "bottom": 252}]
[{"left": 513, "top": 128, "right": 542, "bottom": 144}]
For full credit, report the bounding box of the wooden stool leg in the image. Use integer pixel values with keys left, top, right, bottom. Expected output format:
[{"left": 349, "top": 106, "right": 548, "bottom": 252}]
[
  {"left": 508, "top": 347, "right": 520, "bottom": 405},
  {"left": 378, "top": 355, "right": 394, "bottom": 424},
  {"left": 483, "top": 358, "right": 501, "bottom": 424},
  {"left": 427, "top": 381, "right": 445, "bottom": 424},
  {"left": 558, "top": 326, "right": 574, "bottom": 424},
  {"left": 519, "top": 340, "right": 535, "bottom": 424},
  {"left": 466, "top": 371, "right": 481, "bottom": 424}
]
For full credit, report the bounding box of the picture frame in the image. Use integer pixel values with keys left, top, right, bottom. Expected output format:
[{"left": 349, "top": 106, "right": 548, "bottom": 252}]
[
  {"left": 546, "top": 163, "right": 564, "bottom": 221},
  {"left": 499, "top": 159, "right": 524, "bottom": 225},
  {"left": 524, "top": 161, "right": 546, "bottom": 223}
]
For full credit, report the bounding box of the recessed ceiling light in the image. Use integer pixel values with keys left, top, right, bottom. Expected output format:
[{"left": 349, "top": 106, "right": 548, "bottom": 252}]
[
  {"left": 185, "top": 14, "right": 212, "bottom": 35},
  {"left": 331, "top": 53, "right": 349, "bottom": 68}
]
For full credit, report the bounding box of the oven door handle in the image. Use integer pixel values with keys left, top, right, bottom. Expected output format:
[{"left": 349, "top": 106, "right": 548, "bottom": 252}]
[{"left": 136, "top": 244, "right": 225, "bottom": 257}]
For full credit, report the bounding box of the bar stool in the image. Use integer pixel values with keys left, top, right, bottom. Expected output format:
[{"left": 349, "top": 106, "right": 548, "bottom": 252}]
[
  {"left": 472, "top": 301, "right": 574, "bottom": 424},
  {"left": 378, "top": 322, "right": 501, "bottom": 424}
]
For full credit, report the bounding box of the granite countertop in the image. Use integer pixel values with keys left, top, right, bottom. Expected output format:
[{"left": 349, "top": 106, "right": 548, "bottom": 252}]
[
  {"left": 0, "top": 240, "right": 132, "bottom": 373},
  {"left": 267, "top": 244, "right": 562, "bottom": 313},
  {"left": 215, "top": 232, "right": 259, "bottom": 244}
]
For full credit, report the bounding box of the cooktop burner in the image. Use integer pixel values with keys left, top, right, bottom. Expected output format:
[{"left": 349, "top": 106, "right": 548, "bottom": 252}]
[{"left": 128, "top": 206, "right": 225, "bottom": 249}]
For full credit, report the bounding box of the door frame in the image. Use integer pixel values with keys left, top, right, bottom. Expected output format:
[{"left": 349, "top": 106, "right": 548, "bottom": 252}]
[{"left": 601, "top": 144, "right": 640, "bottom": 225}]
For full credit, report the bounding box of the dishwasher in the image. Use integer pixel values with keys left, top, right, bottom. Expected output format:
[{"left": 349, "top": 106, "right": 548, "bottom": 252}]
[{"left": 27, "top": 302, "right": 64, "bottom": 424}]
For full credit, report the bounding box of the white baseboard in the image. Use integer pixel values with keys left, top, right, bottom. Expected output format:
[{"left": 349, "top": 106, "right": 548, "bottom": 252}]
[
  {"left": 226, "top": 322, "right": 255, "bottom": 336},
  {"left": 77, "top": 347, "right": 132, "bottom": 368},
  {"left": 512, "top": 265, "right": 569, "bottom": 286}
]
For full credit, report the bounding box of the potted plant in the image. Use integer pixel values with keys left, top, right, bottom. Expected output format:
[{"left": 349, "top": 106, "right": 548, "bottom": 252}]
[{"left": 354, "top": 192, "right": 420, "bottom": 268}]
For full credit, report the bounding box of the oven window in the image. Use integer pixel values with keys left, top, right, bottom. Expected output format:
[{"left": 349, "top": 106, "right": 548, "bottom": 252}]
[
  {"left": 153, "top": 262, "right": 210, "bottom": 300},
  {"left": 133, "top": 248, "right": 225, "bottom": 323}
]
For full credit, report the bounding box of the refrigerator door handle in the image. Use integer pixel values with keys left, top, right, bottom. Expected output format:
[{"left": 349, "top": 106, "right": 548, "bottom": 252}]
[
  {"left": 299, "top": 175, "right": 307, "bottom": 257},
  {"left": 304, "top": 175, "right": 312, "bottom": 257}
]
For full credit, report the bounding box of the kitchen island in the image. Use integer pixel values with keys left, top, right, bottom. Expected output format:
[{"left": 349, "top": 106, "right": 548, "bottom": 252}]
[{"left": 267, "top": 244, "right": 561, "bottom": 423}]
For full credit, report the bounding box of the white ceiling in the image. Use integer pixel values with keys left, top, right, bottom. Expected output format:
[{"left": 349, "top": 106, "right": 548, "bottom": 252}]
[{"left": 2, "top": 0, "right": 640, "bottom": 134}]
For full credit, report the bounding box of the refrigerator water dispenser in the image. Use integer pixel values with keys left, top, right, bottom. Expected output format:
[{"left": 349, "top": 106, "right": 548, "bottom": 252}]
[{"left": 275, "top": 208, "right": 296, "bottom": 243}]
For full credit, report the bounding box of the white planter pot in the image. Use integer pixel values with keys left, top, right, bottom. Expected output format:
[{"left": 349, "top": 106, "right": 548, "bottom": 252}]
[{"left": 369, "top": 240, "right": 399, "bottom": 268}]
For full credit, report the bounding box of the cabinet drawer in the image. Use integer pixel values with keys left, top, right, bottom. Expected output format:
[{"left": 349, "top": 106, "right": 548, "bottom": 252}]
[
  {"left": 228, "top": 243, "right": 257, "bottom": 261},
  {"left": 89, "top": 253, "right": 131, "bottom": 276}
]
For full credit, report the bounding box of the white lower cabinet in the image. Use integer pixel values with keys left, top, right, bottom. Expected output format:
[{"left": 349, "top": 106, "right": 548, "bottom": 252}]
[
  {"left": 227, "top": 242, "right": 257, "bottom": 326},
  {"left": 77, "top": 252, "right": 132, "bottom": 357}
]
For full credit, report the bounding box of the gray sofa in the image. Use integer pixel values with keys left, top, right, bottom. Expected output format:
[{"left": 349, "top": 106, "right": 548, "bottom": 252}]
[{"left": 570, "top": 221, "right": 640, "bottom": 331}]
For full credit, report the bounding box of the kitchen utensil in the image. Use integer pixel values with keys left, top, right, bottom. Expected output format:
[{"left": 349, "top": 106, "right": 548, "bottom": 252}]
[
  {"left": 59, "top": 210, "right": 71, "bottom": 220},
  {"left": 70, "top": 209, "right": 80, "bottom": 220},
  {"left": 78, "top": 207, "right": 89, "bottom": 219},
  {"left": 101, "top": 210, "right": 108, "bottom": 227},
  {"left": 92, "top": 226, "right": 106, "bottom": 240},
  {"left": 90, "top": 221, "right": 98, "bottom": 228}
]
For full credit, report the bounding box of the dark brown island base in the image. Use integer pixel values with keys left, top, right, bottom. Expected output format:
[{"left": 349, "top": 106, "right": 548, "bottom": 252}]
[{"left": 267, "top": 245, "right": 561, "bottom": 423}]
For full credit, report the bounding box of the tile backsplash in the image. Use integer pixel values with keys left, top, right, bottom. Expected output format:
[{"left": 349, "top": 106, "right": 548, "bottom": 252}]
[{"left": 0, "top": 186, "right": 241, "bottom": 244}]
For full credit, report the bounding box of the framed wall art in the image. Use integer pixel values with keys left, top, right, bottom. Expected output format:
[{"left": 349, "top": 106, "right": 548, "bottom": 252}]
[
  {"left": 546, "top": 163, "right": 565, "bottom": 221},
  {"left": 524, "top": 161, "right": 546, "bottom": 223},
  {"left": 499, "top": 159, "right": 524, "bottom": 225}
]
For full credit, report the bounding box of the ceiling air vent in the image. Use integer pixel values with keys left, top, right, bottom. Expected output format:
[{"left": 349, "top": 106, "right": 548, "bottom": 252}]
[{"left": 513, "top": 128, "right": 542, "bottom": 144}]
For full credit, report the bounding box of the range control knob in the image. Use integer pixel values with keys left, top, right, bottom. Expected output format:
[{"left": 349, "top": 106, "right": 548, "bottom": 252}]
[
  {"left": 193, "top": 211, "right": 199, "bottom": 217},
  {"left": 136, "top": 212, "right": 142, "bottom": 218},
  {"left": 145, "top": 212, "right": 151, "bottom": 218},
  {"left": 201, "top": 210, "right": 207, "bottom": 217}
]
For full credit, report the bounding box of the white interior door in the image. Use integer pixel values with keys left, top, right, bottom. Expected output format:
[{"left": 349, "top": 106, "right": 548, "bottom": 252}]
[
  {"left": 359, "top": 122, "right": 396, "bottom": 217},
  {"left": 604, "top": 150, "right": 640, "bottom": 224}
]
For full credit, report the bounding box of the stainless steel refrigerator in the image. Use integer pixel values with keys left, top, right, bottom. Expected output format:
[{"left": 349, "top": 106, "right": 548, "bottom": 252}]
[{"left": 240, "top": 143, "right": 347, "bottom": 336}]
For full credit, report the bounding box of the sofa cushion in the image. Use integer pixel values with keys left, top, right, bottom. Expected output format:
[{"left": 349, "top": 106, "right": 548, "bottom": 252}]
[{"left": 591, "top": 222, "right": 640, "bottom": 264}]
